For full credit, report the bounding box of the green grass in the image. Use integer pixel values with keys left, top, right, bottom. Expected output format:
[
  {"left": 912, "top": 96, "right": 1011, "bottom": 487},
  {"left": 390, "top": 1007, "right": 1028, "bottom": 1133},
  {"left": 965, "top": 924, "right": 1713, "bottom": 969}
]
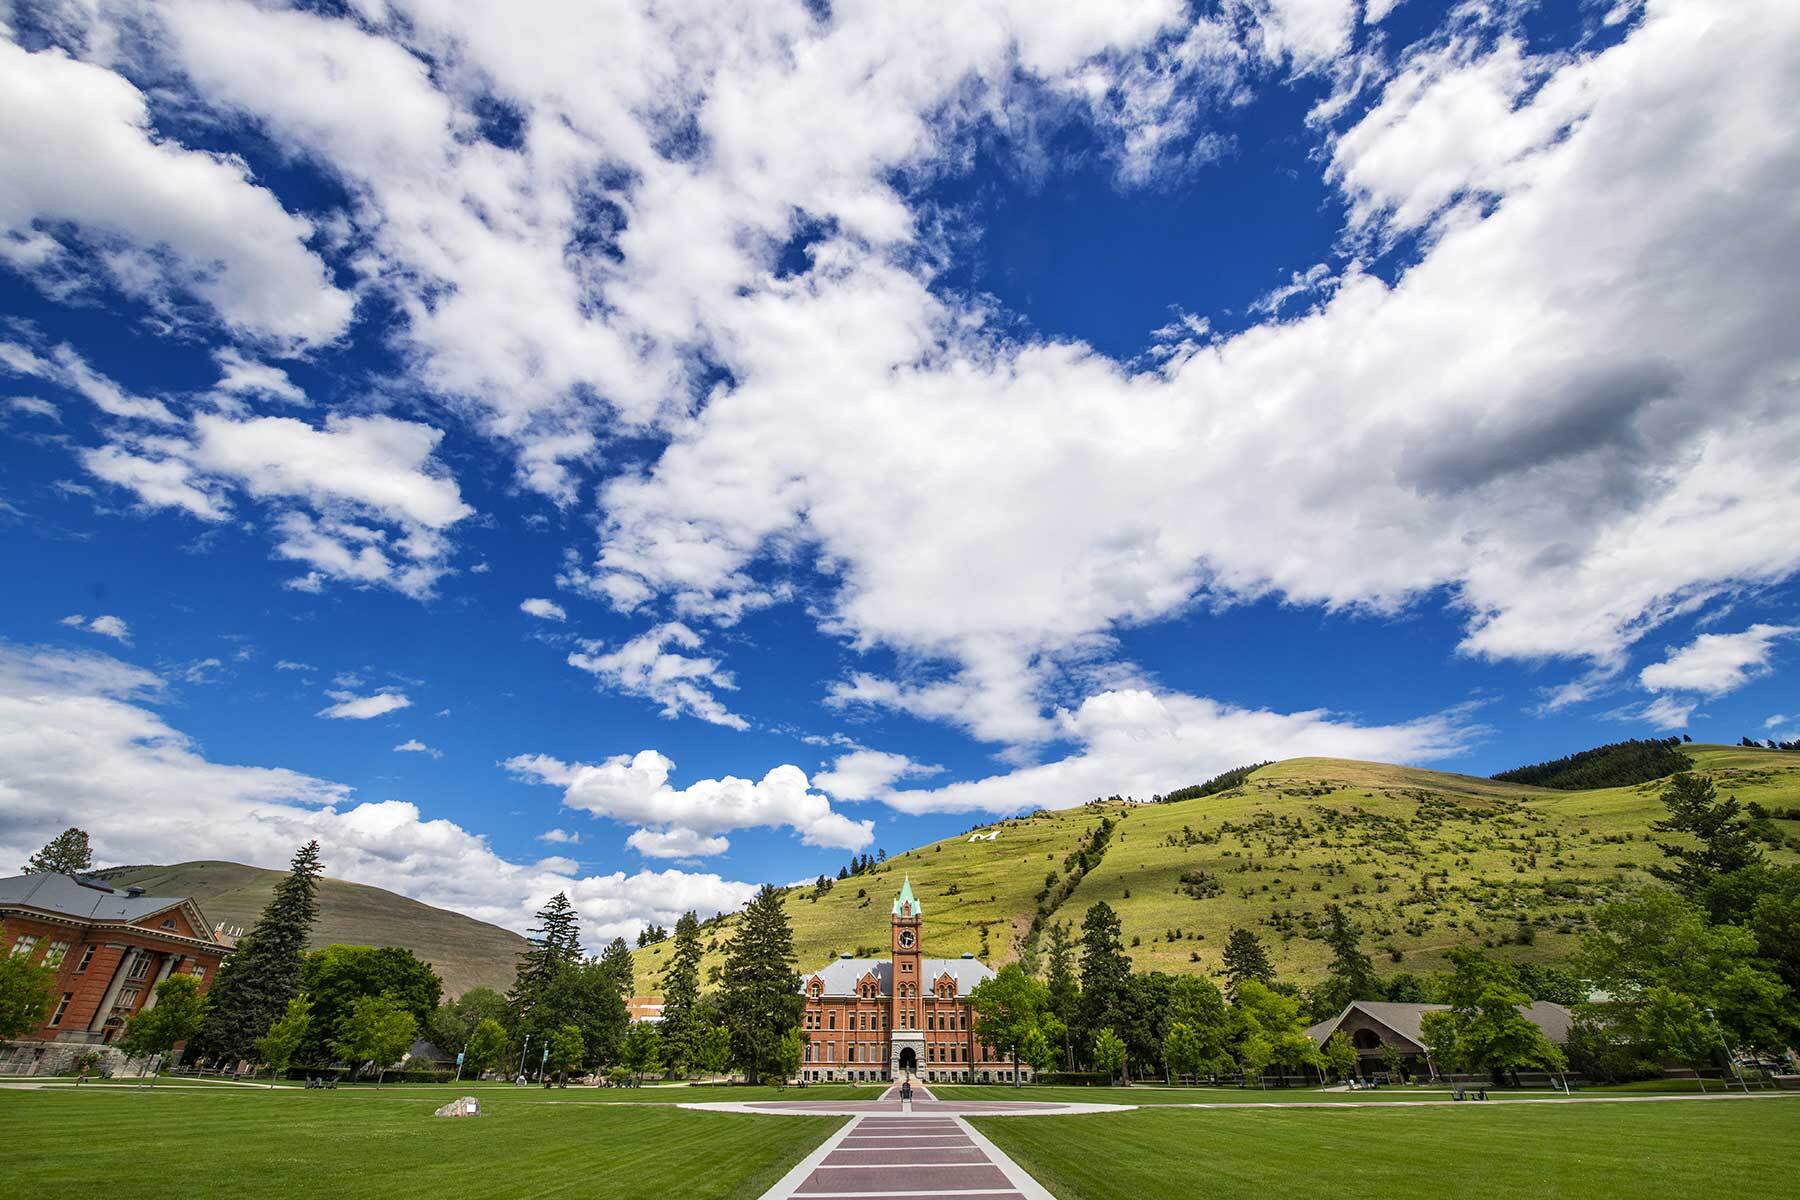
[
  {"left": 935, "top": 1080, "right": 1748, "bottom": 1105},
  {"left": 23, "top": 1078, "right": 886, "bottom": 1102},
  {"left": 974, "top": 1098, "right": 1800, "bottom": 1200},
  {"left": 0, "top": 1084, "right": 841, "bottom": 1198}
]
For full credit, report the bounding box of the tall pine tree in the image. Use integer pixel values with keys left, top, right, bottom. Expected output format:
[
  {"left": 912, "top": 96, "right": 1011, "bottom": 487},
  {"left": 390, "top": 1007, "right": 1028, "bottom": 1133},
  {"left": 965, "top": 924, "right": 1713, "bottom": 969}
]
[
  {"left": 1309, "top": 905, "right": 1379, "bottom": 1019},
  {"left": 509, "top": 893, "right": 583, "bottom": 1024},
  {"left": 23, "top": 827, "right": 93, "bottom": 875},
  {"left": 192, "top": 841, "right": 323, "bottom": 1064},
  {"left": 1043, "top": 920, "right": 1081, "bottom": 1069},
  {"left": 659, "top": 911, "right": 704, "bottom": 1073},
  {"left": 1222, "top": 926, "right": 1274, "bottom": 1001},
  {"left": 597, "top": 937, "right": 635, "bottom": 999},
  {"left": 719, "top": 885, "right": 803, "bottom": 1084},
  {"left": 1077, "top": 901, "right": 1131, "bottom": 1057}
]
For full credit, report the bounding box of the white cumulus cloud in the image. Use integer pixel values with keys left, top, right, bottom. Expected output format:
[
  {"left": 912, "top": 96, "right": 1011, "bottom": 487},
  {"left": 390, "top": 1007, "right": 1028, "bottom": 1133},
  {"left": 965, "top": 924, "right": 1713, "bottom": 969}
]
[
  {"left": 1639, "top": 624, "right": 1798, "bottom": 697},
  {"left": 318, "top": 690, "right": 412, "bottom": 720},
  {"left": 505, "top": 748, "right": 873, "bottom": 856},
  {"left": 520, "top": 598, "right": 567, "bottom": 622}
]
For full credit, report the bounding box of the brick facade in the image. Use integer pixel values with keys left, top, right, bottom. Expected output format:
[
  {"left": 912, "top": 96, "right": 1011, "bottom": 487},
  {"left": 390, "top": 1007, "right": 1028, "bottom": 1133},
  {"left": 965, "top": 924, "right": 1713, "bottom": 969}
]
[
  {"left": 797, "top": 880, "right": 1030, "bottom": 1085},
  {"left": 2, "top": 874, "right": 233, "bottom": 1055}
]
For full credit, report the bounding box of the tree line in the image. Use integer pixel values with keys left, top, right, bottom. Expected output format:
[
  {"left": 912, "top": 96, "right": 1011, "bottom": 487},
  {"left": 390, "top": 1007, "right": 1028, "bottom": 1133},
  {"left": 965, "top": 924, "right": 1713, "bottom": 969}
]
[{"left": 1491, "top": 737, "right": 1692, "bottom": 790}]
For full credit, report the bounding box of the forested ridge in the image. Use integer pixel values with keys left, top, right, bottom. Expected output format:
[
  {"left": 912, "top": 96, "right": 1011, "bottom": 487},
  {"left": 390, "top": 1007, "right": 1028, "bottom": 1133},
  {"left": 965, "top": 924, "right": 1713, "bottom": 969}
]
[{"left": 1492, "top": 738, "right": 1692, "bottom": 790}]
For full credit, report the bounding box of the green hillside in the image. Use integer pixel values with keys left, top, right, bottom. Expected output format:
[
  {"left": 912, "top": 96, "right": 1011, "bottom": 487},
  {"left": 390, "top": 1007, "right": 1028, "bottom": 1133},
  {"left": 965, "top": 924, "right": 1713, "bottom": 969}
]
[
  {"left": 634, "top": 744, "right": 1800, "bottom": 993},
  {"left": 95, "top": 860, "right": 527, "bottom": 998}
]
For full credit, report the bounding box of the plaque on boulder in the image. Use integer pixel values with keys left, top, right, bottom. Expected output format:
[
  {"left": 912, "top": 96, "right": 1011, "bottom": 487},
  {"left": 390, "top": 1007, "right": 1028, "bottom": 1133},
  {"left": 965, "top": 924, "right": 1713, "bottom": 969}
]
[{"left": 434, "top": 1096, "right": 482, "bottom": 1117}]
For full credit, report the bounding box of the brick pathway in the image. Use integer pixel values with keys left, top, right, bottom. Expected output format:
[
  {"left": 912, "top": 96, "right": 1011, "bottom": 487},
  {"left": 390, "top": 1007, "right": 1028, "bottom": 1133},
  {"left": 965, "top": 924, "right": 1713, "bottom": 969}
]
[{"left": 753, "top": 1082, "right": 1056, "bottom": 1200}]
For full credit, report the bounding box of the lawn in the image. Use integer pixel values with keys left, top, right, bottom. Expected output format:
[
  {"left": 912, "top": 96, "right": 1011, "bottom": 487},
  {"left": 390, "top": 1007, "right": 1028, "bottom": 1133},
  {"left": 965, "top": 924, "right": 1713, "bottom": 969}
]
[
  {"left": 973, "top": 1097, "right": 1800, "bottom": 1200},
  {"left": 933, "top": 1080, "right": 1740, "bottom": 1105},
  {"left": 0, "top": 1084, "right": 843, "bottom": 1198}
]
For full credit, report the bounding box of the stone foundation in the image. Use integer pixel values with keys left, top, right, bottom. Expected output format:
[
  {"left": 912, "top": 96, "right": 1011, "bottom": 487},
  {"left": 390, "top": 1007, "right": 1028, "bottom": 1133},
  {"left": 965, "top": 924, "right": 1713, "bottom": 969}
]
[{"left": 0, "top": 1038, "right": 140, "bottom": 1077}]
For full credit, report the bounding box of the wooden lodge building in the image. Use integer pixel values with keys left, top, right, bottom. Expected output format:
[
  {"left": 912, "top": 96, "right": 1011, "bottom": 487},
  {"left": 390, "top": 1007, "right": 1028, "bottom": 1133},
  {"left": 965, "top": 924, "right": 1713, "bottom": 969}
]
[
  {"left": 798, "top": 877, "right": 1032, "bottom": 1084},
  {"left": 0, "top": 872, "right": 233, "bottom": 1064}
]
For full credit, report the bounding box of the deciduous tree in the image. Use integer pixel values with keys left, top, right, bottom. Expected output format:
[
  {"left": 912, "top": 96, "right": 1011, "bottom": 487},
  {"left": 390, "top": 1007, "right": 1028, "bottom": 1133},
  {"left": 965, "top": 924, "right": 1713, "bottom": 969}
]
[
  {"left": 119, "top": 973, "right": 209, "bottom": 1068},
  {"left": 969, "top": 963, "right": 1049, "bottom": 1088},
  {"left": 0, "top": 952, "right": 55, "bottom": 1039},
  {"left": 330, "top": 994, "right": 417, "bottom": 1087},
  {"left": 255, "top": 994, "right": 311, "bottom": 1085}
]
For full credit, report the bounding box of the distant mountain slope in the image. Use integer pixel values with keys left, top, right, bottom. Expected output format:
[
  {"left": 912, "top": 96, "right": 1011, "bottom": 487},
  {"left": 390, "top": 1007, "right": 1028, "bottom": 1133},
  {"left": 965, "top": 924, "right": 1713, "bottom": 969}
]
[
  {"left": 95, "top": 860, "right": 526, "bottom": 997},
  {"left": 633, "top": 744, "right": 1800, "bottom": 993}
]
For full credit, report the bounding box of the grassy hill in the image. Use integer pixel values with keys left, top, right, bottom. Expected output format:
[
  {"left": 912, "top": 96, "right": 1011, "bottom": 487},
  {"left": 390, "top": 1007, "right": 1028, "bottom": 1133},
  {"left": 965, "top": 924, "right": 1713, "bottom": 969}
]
[
  {"left": 633, "top": 744, "right": 1800, "bottom": 993},
  {"left": 95, "top": 860, "right": 526, "bottom": 998}
]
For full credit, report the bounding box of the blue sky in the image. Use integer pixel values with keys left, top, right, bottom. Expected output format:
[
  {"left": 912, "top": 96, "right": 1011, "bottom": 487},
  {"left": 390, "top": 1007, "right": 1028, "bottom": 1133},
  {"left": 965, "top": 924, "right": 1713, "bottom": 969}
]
[{"left": 3, "top": 0, "right": 1798, "bottom": 944}]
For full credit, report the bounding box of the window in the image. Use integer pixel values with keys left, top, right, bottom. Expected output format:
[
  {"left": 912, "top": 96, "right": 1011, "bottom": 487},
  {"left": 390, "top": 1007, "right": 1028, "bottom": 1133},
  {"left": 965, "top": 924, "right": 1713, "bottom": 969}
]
[
  {"left": 50, "top": 993, "right": 72, "bottom": 1027},
  {"left": 10, "top": 935, "right": 38, "bottom": 958},
  {"left": 75, "top": 945, "right": 95, "bottom": 973},
  {"left": 43, "top": 941, "right": 71, "bottom": 970},
  {"left": 901, "top": 961, "right": 912, "bottom": 973},
  {"left": 827, "top": 1010, "right": 836, "bottom": 1030},
  {"left": 127, "top": 955, "right": 151, "bottom": 980},
  {"left": 118, "top": 987, "right": 140, "bottom": 1010},
  {"left": 190, "top": 966, "right": 205, "bottom": 984}
]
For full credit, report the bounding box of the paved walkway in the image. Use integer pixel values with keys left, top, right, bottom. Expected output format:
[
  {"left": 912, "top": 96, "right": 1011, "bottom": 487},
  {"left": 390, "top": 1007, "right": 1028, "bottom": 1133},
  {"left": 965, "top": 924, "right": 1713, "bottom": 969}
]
[{"left": 752, "top": 1110, "right": 1056, "bottom": 1199}]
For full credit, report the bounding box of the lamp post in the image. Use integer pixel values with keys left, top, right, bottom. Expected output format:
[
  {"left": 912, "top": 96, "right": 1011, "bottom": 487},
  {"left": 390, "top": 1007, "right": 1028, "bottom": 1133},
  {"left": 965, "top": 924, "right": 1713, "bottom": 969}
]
[
  {"left": 516, "top": 1033, "right": 531, "bottom": 1084},
  {"left": 1704, "top": 1008, "right": 1750, "bottom": 1094}
]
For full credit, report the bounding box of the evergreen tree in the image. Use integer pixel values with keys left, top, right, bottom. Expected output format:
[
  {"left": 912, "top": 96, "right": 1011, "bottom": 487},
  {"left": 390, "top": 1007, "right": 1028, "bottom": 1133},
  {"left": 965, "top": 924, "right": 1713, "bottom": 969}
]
[
  {"left": 659, "top": 911, "right": 704, "bottom": 1074},
  {"left": 1221, "top": 926, "right": 1273, "bottom": 1001},
  {"left": 1044, "top": 921, "right": 1081, "bottom": 1069},
  {"left": 1651, "top": 773, "right": 1764, "bottom": 904},
  {"left": 192, "top": 840, "right": 323, "bottom": 1063},
  {"left": 597, "top": 937, "right": 635, "bottom": 998},
  {"left": 23, "top": 826, "right": 94, "bottom": 875},
  {"left": 718, "top": 884, "right": 804, "bottom": 1084},
  {"left": 1307, "top": 905, "right": 1380, "bottom": 1018},
  {"left": 509, "top": 892, "right": 583, "bottom": 1023},
  {"left": 1078, "top": 902, "right": 1131, "bottom": 1057}
]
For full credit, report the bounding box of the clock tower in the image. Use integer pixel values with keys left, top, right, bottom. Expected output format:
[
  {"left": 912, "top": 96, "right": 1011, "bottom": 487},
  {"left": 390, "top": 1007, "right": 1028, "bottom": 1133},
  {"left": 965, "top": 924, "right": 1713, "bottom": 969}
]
[{"left": 888, "top": 877, "right": 925, "bottom": 1078}]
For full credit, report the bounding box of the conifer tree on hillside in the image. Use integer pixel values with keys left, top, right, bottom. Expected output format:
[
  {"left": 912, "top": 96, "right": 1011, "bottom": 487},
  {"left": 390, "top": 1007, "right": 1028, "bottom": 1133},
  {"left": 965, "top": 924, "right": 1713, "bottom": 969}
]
[
  {"left": 1309, "top": 905, "right": 1380, "bottom": 1018},
  {"left": 719, "top": 885, "right": 803, "bottom": 1084},
  {"left": 192, "top": 841, "right": 323, "bottom": 1064},
  {"left": 598, "top": 937, "right": 635, "bottom": 998},
  {"left": 1651, "top": 773, "right": 1764, "bottom": 904},
  {"left": 23, "top": 827, "right": 93, "bottom": 875},
  {"left": 509, "top": 892, "right": 583, "bottom": 1022},
  {"left": 1043, "top": 921, "right": 1081, "bottom": 1069},
  {"left": 1078, "top": 901, "right": 1131, "bottom": 1051},
  {"left": 1222, "top": 927, "right": 1274, "bottom": 1001},
  {"left": 659, "top": 911, "right": 704, "bottom": 1073}
]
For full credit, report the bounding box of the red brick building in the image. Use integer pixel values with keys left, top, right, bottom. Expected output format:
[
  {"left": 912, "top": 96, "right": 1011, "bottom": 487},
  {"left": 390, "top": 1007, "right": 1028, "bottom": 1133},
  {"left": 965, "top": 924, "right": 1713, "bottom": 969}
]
[
  {"left": 1, "top": 872, "right": 233, "bottom": 1051},
  {"left": 798, "top": 878, "right": 1031, "bottom": 1084}
]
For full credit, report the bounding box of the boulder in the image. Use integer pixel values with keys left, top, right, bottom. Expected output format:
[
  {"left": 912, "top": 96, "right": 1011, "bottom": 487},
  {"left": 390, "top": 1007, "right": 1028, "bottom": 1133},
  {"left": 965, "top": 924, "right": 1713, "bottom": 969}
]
[{"left": 434, "top": 1096, "right": 482, "bottom": 1117}]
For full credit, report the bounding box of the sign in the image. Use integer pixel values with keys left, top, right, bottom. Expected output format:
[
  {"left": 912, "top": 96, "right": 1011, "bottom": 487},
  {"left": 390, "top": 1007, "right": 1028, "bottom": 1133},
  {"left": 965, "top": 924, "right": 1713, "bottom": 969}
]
[{"left": 456, "top": 1052, "right": 465, "bottom": 1065}]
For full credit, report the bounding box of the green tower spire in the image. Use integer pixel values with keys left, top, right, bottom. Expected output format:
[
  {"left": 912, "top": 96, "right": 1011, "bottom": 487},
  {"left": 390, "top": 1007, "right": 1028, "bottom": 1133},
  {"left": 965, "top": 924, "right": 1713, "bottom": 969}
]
[{"left": 892, "top": 875, "right": 921, "bottom": 918}]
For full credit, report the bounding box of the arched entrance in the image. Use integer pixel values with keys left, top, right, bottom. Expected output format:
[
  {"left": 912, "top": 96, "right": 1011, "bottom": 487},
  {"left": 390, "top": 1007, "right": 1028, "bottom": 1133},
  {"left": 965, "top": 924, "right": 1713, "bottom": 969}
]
[{"left": 898, "top": 1047, "right": 917, "bottom": 1073}]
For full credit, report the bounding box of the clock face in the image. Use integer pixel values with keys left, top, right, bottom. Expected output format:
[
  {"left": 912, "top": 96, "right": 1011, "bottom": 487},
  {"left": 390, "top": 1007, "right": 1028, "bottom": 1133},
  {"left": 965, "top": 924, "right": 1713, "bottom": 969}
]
[{"left": 898, "top": 930, "right": 915, "bottom": 949}]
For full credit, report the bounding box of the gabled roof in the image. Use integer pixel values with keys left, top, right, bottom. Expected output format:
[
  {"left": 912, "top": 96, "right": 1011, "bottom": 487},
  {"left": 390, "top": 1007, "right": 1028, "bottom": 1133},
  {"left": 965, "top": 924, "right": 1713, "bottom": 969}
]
[
  {"left": 0, "top": 873, "right": 223, "bottom": 945},
  {"left": 801, "top": 955, "right": 997, "bottom": 997},
  {"left": 1304, "top": 999, "right": 1574, "bottom": 1049},
  {"left": 892, "top": 876, "right": 920, "bottom": 919}
]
